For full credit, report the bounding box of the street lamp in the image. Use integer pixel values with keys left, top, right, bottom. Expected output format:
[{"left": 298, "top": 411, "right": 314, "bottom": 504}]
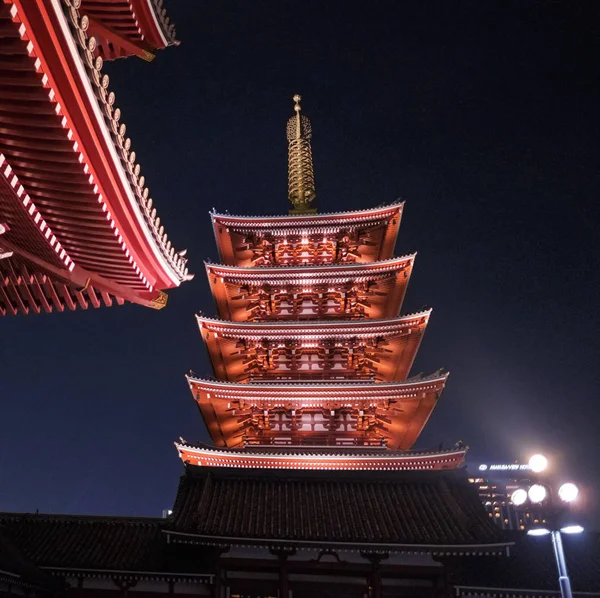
[
  {"left": 528, "top": 453, "right": 548, "bottom": 473},
  {"left": 512, "top": 480, "right": 583, "bottom": 598}
]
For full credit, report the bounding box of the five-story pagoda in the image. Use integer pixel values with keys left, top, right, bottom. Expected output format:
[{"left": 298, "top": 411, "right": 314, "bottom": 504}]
[
  {"left": 167, "top": 97, "right": 507, "bottom": 598},
  {"left": 179, "top": 95, "right": 456, "bottom": 465}
]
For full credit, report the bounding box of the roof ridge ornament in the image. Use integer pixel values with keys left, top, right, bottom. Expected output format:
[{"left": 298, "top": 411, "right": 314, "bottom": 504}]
[{"left": 287, "top": 94, "right": 317, "bottom": 215}]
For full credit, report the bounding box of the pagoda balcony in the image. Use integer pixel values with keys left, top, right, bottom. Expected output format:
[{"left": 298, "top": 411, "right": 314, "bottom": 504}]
[
  {"left": 205, "top": 255, "right": 415, "bottom": 322},
  {"left": 196, "top": 312, "right": 430, "bottom": 384},
  {"left": 210, "top": 201, "right": 403, "bottom": 267},
  {"left": 186, "top": 371, "right": 446, "bottom": 450}
]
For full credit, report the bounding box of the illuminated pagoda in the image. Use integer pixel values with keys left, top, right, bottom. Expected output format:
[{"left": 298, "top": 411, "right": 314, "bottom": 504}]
[
  {"left": 0, "top": 0, "right": 191, "bottom": 317},
  {"left": 1, "top": 95, "right": 599, "bottom": 598},
  {"left": 168, "top": 96, "right": 510, "bottom": 596}
]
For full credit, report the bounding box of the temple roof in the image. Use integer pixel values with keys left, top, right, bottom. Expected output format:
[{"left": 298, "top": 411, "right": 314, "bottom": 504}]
[
  {"left": 0, "top": 0, "right": 191, "bottom": 315},
  {"left": 0, "top": 513, "right": 214, "bottom": 581},
  {"left": 0, "top": 524, "right": 55, "bottom": 591},
  {"left": 197, "top": 312, "right": 430, "bottom": 383},
  {"left": 167, "top": 466, "right": 510, "bottom": 552},
  {"left": 0, "top": 514, "right": 165, "bottom": 573},
  {"left": 210, "top": 201, "right": 404, "bottom": 266},
  {"left": 1, "top": 511, "right": 597, "bottom": 594}
]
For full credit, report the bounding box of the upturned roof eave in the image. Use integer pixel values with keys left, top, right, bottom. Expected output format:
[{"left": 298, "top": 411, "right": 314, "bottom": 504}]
[
  {"left": 204, "top": 253, "right": 416, "bottom": 277},
  {"left": 185, "top": 371, "right": 449, "bottom": 391},
  {"left": 209, "top": 200, "right": 405, "bottom": 224},
  {"left": 195, "top": 310, "right": 432, "bottom": 333},
  {"left": 19, "top": 0, "right": 190, "bottom": 290}
]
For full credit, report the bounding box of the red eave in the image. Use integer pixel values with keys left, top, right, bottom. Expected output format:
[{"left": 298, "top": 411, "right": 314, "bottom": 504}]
[
  {"left": 0, "top": 155, "right": 125, "bottom": 314},
  {"left": 197, "top": 311, "right": 430, "bottom": 340},
  {"left": 210, "top": 201, "right": 404, "bottom": 266},
  {"left": 0, "top": 0, "right": 191, "bottom": 314}
]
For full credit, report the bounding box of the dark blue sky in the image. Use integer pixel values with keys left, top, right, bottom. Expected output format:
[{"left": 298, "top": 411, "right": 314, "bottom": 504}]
[{"left": 1, "top": 1, "right": 599, "bottom": 524}]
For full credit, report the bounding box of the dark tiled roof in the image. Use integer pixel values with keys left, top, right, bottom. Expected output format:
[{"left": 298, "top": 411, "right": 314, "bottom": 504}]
[
  {"left": 0, "top": 514, "right": 167, "bottom": 572},
  {"left": 169, "top": 466, "right": 508, "bottom": 549},
  {"left": 0, "top": 525, "right": 55, "bottom": 590},
  {"left": 448, "top": 533, "right": 600, "bottom": 594}
]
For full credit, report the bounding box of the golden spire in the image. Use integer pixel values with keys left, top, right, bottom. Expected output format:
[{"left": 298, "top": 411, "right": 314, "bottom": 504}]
[{"left": 287, "top": 94, "right": 317, "bottom": 214}]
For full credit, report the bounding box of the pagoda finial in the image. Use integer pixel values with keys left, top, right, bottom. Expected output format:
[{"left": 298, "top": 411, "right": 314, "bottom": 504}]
[{"left": 287, "top": 94, "right": 317, "bottom": 214}]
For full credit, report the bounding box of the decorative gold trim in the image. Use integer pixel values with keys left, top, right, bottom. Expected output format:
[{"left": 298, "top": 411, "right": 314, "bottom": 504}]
[{"left": 287, "top": 95, "right": 317, "bottom": 214}]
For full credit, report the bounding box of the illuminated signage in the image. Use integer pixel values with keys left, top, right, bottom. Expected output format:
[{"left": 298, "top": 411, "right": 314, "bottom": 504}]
[{"left": 478, "top": 463, "right": 532, "bottom": 472}]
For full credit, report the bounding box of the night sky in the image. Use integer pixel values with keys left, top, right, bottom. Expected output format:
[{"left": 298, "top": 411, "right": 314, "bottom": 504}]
[{"left": 1, "top": 1, "right": 599, "bottom": 526}]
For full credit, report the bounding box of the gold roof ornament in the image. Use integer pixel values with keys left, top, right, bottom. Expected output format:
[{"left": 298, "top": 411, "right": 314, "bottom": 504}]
[{"left": 287, "top": 94, "right": 317, "bottom": 214}]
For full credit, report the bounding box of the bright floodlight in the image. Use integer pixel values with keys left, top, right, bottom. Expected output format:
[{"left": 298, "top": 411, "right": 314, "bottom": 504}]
[
  {"left": 529, "top": 454, "right": 548, "bottom": 473},
  {"left": 558, "top": 482, "right": 579, "bottom": 503},
  {"left": 528, "top": 527, "right": 551, "bottom": 536},
  {"left": 528, "top": 484, "right": 547, "bottom": 503},
  {"left": 511, "top": 488, "right": 528, "bottom": 506},
  {"left": 561, "top": 525, "right": 584, "bottom": 535}
]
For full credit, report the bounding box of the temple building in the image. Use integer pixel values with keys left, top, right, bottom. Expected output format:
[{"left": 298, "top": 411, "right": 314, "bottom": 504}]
[
  {"left": 169, "top": 95, "right": 510, "bottom": 596},
  {"left": 0, "top": 0, "right": 191, "bottom": 317},
  {"left": 1, "top": 94, "right": 599, "bottom": 598}
]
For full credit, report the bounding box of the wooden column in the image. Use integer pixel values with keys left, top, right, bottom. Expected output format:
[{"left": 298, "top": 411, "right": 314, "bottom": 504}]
[
  {"left": 362, "top": 552, "right": 386, "bottom": 598},
  {"left": 279, "top": 554, "right": 289, "bottom": 598},
  {"left": 211, "top": 563, "right": 222, "bottom": 598},
  {"left": 270, "top": 547, "right": 295, "bottom": 598}
]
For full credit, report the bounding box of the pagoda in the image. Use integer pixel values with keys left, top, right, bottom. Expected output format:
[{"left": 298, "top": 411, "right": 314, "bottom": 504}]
[
  {"left": 179, "top": 95, "right": 451, "bottom": 461},
  {"left": 167, "top": 97, "right": 508, "bottom": 597}
]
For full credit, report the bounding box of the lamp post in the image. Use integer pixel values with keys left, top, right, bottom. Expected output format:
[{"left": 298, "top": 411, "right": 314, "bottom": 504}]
[{"left": 511, "top": 475, "right": 582, "bottom": 598}]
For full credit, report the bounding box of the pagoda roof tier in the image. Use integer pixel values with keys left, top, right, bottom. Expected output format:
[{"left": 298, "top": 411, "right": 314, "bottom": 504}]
[
  {"left": 167, "top": 466, "right": 510, "bottom": 553},
  {"left": 210, "top": 201, "right": 404, "bottom": 267},
  {"left": 81, "top": 0, "right": 178, "bottom": 62},
  {"left": 186, "top": 372, "right": 447, "bottom": 449},
  {"left": 196, "top": 311, "right": 430, "bottom": 383},
  {"left": 0, "top": 0, "right": 191, "bottom": 315},
  {"left": 205, "top": 254, "right": 415, "bottom": 321},
  {"left": 176, "top": 442, "right": 465, "bottom": 471}
]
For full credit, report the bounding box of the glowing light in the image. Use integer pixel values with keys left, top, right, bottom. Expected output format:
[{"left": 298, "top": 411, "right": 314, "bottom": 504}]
[
  {"left": 511, "top": 488, "right": 528, "bottom": 506},
  {"left": 527, "top": 527, "right": 551, "bottom": 536},
  {"left": 528, "top": 484, "right": 547, "bottom": 503},
  {"left": 529, "top": 454, "right": 548, "bottom": 473},
  {"left": 558, "top": 482, "right": 579, "bottom": 503},
  {"left": 560, "top": 525, "right": 584, "bottom": 534}
]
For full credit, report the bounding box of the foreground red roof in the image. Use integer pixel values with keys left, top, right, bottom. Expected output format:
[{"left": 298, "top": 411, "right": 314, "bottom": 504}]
[{"left": 0, "top": 0, "right": 191, "bottom": 315}]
